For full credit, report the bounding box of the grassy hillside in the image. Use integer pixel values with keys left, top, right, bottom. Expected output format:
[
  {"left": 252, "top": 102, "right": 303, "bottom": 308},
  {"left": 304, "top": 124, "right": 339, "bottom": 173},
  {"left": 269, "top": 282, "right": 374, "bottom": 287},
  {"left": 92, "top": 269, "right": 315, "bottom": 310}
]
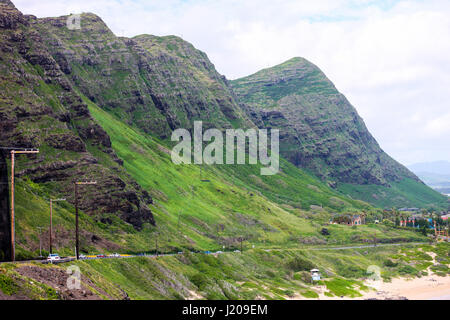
[
  {"left": 338, "top": 179, "right": 449, "bottom": 210},
  {"left": 6, "top": 93, "right": 429, "bottom": 260},
  {"left": 1, "top": 242, "right": 448, "bottom": 300},
  {"left": 86, "top": 96, "right": 428, "bottom": 251}
]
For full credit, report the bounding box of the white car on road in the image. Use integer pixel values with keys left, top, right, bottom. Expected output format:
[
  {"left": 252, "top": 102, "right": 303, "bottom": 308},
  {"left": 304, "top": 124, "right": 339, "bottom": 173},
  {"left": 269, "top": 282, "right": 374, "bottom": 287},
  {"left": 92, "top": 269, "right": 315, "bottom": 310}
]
[
  {"left": 47, "top": 254, "right": 61, "bottom": 262},
  {"left": 109, "top": 253, "right": 120, "bottom": 257}
]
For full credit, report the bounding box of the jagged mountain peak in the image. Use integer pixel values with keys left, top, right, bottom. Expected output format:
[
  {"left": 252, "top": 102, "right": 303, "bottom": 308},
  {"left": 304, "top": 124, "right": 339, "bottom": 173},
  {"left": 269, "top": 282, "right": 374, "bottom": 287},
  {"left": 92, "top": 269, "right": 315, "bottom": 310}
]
[
  {"left": 231, "top": 58, "right": 418, "bottom": 190},
  {"left": 232, "top": 57, "right": 338, "bottom": 109}
]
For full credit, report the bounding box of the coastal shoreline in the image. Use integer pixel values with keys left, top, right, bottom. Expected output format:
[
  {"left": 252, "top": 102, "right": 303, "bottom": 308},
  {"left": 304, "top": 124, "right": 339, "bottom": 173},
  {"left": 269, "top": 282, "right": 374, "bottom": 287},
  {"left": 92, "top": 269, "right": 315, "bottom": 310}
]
[{"left": 360, "top": 274, "right": 450, "bottom": 300}]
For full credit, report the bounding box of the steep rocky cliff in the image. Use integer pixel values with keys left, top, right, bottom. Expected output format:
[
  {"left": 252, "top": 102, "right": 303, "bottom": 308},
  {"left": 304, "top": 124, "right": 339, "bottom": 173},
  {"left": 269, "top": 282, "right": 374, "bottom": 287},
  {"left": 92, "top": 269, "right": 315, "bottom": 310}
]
[
  {"left": 0, "top": 0, "right": 154, "bottom": 231},
  {"left": 231, "top": 57, "right": 417, "bottom": 186},
  {"left": 32, "top": 13, "right": 253, "bottom": 140}
]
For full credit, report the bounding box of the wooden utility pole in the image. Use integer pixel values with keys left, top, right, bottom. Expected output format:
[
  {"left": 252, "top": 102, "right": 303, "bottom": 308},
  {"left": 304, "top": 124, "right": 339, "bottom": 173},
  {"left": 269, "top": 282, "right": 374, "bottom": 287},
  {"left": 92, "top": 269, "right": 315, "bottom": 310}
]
[
  {"left": 73, "top": 181, "right": 96, "bottom": 260},
  {"left": 10, "top": 151, "right": 14, "bottom": 261},
  {"left": 155, "top": 232, "right": 159, "bottom": 257},
  {"left": 9, "top": 149, "right": 39, "bottom": 262},
  {"left": 49, "top": 198, "right": 65, "bottom": 254}
]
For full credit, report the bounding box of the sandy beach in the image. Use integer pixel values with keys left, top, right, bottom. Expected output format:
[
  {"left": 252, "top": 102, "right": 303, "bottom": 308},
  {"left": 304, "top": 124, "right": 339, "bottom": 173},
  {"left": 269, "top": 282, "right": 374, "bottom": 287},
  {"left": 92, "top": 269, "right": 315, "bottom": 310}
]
[
  {"left": 360, "top": 275, "right": 450, "bottom": 300},
  {"left": 292, "top": 275, "right": 450, "bottom": 300}
]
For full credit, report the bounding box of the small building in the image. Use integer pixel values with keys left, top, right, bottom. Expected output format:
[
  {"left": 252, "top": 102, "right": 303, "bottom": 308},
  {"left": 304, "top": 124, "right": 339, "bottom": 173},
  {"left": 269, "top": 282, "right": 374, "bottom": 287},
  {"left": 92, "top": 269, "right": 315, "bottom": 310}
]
[
  {"left": 311, "top": 269, "right": 321, "bottom": 281},
  {"left": 351, "top": 215, "right": 362, "bottom": 226},
  {"left": 332, "top": 214, "right": 363, "bottom": 226}
]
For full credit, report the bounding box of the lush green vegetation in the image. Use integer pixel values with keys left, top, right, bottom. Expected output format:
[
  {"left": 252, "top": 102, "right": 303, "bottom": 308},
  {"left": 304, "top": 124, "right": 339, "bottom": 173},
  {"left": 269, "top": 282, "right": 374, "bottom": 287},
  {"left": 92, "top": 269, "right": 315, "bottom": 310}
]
[
  {"left": 1, "top": 242, "right": 447, "bottom": 300},
  {"left": 338, "top": 178, "right": 448, "bottom": 210},
  {"left": 1, "top": 4, "right": 448, "bottom": 301},
  {"left": 8, "top": 96, "right": 430, "bottom": 259},
  {"left": 84, "top": 97, "right": 427, "bottom": 253}
]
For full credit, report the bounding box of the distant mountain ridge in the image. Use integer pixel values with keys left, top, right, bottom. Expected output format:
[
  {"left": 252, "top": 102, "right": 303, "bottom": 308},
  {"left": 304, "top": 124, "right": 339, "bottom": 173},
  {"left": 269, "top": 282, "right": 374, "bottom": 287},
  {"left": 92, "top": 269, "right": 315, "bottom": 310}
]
[
  {"left": 408, "top": 161, "right": 450, "bottom": 175},
  {"left": 408, "top": 161, "right": 450, "bottom": 195}
]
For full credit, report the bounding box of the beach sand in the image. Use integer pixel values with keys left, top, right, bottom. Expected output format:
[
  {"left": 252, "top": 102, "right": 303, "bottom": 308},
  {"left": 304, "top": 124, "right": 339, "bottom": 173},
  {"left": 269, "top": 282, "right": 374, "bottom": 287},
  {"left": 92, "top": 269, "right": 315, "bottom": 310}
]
[
  {"left": 282, "top": 249, "right": 449, "bottom": 300},
  {"left": 360, "top": 275, "right": 450, "bottom": 300},
  {"left": 286, "top": 275, "right": 450, "bottom": 300}
]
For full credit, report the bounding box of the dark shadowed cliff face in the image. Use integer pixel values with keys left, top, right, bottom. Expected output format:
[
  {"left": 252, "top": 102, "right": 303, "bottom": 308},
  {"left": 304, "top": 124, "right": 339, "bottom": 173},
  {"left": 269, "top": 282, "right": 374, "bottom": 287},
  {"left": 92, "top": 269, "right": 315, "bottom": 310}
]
[
  {"left": 231, "top": 57, "right": 417, "bottom": 186},
  {"left": 0, "top": 150, "right": 10, "bottom": 261},
  {"left": 31, "top": 13, "right": 253, "bottom": 140},
  {"left": 0, "top": 0, "right": 154, "bottom": 230}
]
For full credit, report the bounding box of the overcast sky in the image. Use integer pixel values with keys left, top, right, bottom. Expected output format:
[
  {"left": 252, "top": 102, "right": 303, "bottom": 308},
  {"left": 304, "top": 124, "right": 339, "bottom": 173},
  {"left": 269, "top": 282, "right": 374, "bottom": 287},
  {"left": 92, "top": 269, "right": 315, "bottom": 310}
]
[{"left": 14, "top": 0, "right": 450, "bottom": 166}]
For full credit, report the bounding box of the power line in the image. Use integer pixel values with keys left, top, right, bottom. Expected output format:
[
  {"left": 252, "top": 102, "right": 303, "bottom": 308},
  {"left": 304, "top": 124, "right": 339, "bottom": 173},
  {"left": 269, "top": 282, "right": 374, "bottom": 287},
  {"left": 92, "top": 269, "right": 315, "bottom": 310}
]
[{"left": 0, "top": 147, "right": 40, "bottom": 151}]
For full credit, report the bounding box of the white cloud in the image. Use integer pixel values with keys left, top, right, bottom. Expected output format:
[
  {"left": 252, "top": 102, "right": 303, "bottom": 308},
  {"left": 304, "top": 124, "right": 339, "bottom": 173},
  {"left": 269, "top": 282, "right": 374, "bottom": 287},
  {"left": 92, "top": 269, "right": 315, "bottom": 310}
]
[{"left": 13, "top": 0, "right": 450, "bottom": 165}]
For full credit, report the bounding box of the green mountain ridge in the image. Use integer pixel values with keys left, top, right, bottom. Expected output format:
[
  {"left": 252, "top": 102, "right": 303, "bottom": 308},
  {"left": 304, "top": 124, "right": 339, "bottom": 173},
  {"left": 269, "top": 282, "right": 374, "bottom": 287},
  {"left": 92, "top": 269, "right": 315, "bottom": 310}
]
[
  {"left": 231, "top": 57, "right": 447, "bottom": 208},
  {"left": 0, "top": 0, "right": 447, "bottom": 262}
]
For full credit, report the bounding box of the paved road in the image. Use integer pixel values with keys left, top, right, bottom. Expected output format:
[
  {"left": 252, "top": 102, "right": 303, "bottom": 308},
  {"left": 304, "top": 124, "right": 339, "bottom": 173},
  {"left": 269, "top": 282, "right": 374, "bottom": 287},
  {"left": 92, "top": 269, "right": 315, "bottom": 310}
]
[
  {"left": 42, "top": 241, "right": 429, "bottom": 264},
  {"left": 1, "top": 241, "right": 428, "bottom": 265},
  {"left": 309, "top": 242, "right": 425, "bottom": 251}
]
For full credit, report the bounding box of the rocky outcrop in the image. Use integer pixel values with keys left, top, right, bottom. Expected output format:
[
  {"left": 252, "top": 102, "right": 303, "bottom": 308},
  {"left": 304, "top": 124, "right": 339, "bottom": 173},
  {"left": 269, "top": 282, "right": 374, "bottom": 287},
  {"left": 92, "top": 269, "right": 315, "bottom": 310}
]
[
  {"left": 0, "top": 0, "right": 26, "bottom": 29},
  {"left": 0, "top": 1, "right": 154, "bottom": 230}
]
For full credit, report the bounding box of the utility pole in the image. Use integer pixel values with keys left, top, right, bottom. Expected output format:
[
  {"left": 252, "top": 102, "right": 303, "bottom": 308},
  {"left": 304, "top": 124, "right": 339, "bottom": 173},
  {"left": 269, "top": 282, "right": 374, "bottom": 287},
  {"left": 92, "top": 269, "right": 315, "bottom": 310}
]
[
  {"left": 373, "top": 232, "right": 377, "bottom": 247},
  {"left": 9, "top": 148, "right": 39, "bottom": 262},
  {"left": 49, "top": 198, "right": 66, "bottom": 254},
  {"left": 155, "top": 232, "right": 159, "bottom": 257},
  {"left": 74, "top": 181, "right": 96, "bottom": 260}
]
